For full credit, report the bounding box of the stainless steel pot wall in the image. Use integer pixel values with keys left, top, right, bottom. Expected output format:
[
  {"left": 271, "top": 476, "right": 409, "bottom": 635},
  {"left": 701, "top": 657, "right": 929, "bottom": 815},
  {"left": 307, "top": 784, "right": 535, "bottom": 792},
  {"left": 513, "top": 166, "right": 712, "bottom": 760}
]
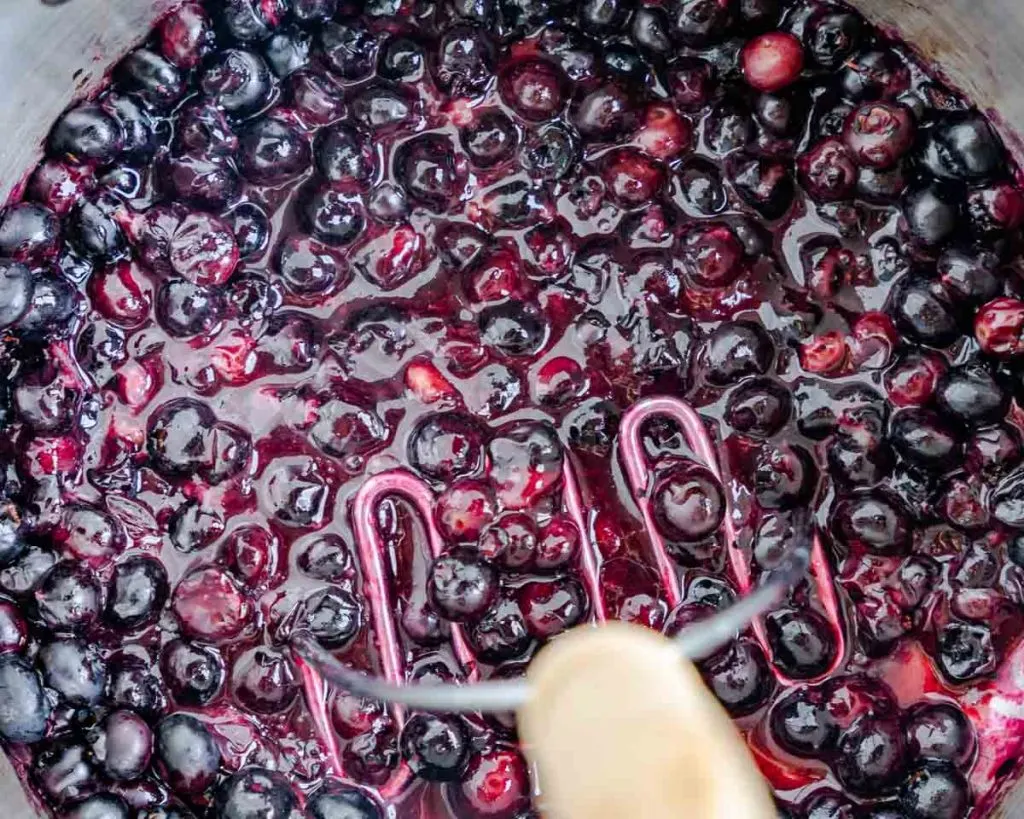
[{"left": 0, "top": 0, "right": 1022, "bottom": 815}]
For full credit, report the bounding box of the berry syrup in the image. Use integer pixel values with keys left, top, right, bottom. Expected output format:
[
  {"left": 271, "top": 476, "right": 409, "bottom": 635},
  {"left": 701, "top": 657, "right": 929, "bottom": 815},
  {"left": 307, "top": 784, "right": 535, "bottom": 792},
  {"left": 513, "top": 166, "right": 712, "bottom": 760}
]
[{"left": 0, "top": 0, "right": 1023, "bottom": 816}]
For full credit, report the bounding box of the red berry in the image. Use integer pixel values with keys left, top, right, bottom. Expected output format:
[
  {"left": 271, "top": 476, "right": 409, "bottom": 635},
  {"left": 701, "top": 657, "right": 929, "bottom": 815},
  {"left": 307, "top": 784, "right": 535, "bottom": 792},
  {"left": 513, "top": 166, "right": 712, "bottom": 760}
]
[
  {"left": 884, "top": 352, "right": 947, "bottom": 407},
  {"left": 635, "top": 104, "right": 693, "bottom": 160},
  {"left": 533, "top": 356, "right": 587, "bottom": 406},
  {"left": 405, "top": 360, "right": 456, "bottom": 404},
  {"left": 800, "top": 331, "right": 849, "bottom": 375},
  {"left": 601, "top": 148, "right": 665, "bottom": 207},
  {"left": 498, "top": 58, "right": 568, "bottom": 122},
  {"left": 742, "top": 32, "right": 805, "bottom": 93},
  {"left": 171, "top": 567, "right": 251, "bottom": 642},
  {"left": 680, "top": 223, "right": 745, "bottom": 288},
  {"left": 843, "top": 103, "right": 915, "bottom": 168},
  {"left": 535, "top": 516, "right": 580, "bottom": 570},
  {"left": 436, "top": 479, "right": 496, "bottom": 542},
  {"left": 169, "top": 212, "right": 239, "bottom": 287},
  {"left": 517, "top": 579, "right": 587, "bottom": 638},
  {"left": 457, "top": 747, "right": 531, "bottom": 818},
  {"left": 975, "top": 297, "right": 1024, "bottom": 357},
  {"left": 88, "top": 261, "right": 151, "bottom": 326}
]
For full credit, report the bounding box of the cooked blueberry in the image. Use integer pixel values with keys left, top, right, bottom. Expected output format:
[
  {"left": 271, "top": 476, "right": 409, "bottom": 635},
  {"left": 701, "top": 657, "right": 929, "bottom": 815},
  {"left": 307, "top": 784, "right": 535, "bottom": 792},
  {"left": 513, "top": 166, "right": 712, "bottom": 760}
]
[
  {"left": 466, "top": 598, "right": 531, "bottom": 662},
  {"left": 156, "top": 279, "right": 223, "bottom": 338},
  {"left": 201, "top": 49, "right": 276, "bottom": 118},
  {"left": 265, "top": 26, "right": 312, "bottom": 76},
  {"left": 238, "top": 117, "right": 311, "bottom": 183},
  {"left": 173, "top": 101, "right": 238, "bottom": 155},
  {"left": 89, "top": 709, "right": 153, "bottom": 781},
  {"left": 64, "top": 794, "right": 131, "bottom": 819},
  {"left": 433, "top": 25, "right": 496, "bottom": 96},
  {"left": 889, "top": 276, "right": 958, "bottom": 347},
  {"left": 161, "top": 640, "right": 224, "bottom": 706},
  {"left": 224, "top": 202, "right": 271, "bottom": 259},
  {"left": 379, "top": 36, "right": 425, "bottom": 81},
  {"left": 630, "top": 6, "right": 673, "bottom": 54},
  {"left": 400, "top": 713, "right": 469, "bottom": 782},
  {"left": 18, "top": 274, "right": 78, "bottom": 335},
  {"left": 921, "top": 111, "right": 1004, "bottom": 183},
  {"left": 904, "top": 703, "right": 975, "bottom": 767},
  {"left": 461, "top": 111, "right": 519, "bottom": 168},
  {"left": 674, "top": 0, "right": 734, "bottom": 46},
  {"left": 48, "top": 104, "right": 124, "bottom": 164},
  {"left": 106, "top": 655, "right": 167, "bottom": 718},
  {"left": 219, "top": 0, "right": 287, "bottom": 43},
  {"left": 902, "top": 186, "right": 958, "bottom": 248},
  {"left": 298, "top": 184, "right": 366, "bottom": 246},
  {"left": 729, "top": 154, "right": 795, "bottom": 219},
  {"left": 699, "top": 320, "right": 774, "bottom": 387},
  {"left": 805, "top": 9, "right": 863, "bottom": 69},
  {"left": 320, "top": 21, "right": 379, "bottom": 80},
  {"left": 39, "top": 637, "right": 105, "bottom": 705},
  {"left": 305, "top": 783, "right": 383, "bottom": 819},
  {"left": 936, "top": 364, "right": 1009, "bottom": 425},
  {"left": 899, "top": 762, "right": 970, "bottom": 819},
  {"left": 67, "top": 199, "right": 125, "bottom": 260},
  {"left": 835, "top": 716, "right": 907, "bottom": 796},
  {"left": 117, "top": 49, "right": 184, "bottom": 109},
  {"left": 937, "top": 622, "right": 996, "bottom": 682},
  {"left": 0, "top": 261, "right": 33, "bottom": 329},
  {"left": 889, "top": 408, "right": 961, "bottom": 470},
  {"left": 0, "top": 654, "right": 50, "bottom": 742},
  {"left": 766, "top": 608, "right": 834, "bottom": 678},
  {"left": 0, "top": 202, "right": 60, "bottom": 260},
  {"left": 701, "top": 638, "right": 774, "bottom": 716},
  {"left": 301, "top": 587, "right": 362, "bottom": 647},
  {"left": 35, "top": 562, "right": 101, "bottom": 631},
  {"left": 32, "top": 740, "right": 97, "bottom": 806},
  {"left": 428, "top": 552, "right": 498, "bottom": 622},
  {"left": 105, "top": 556, "right": 169, "bottom": 630},
  {"left": 770, "top": 688, "right": 837, "bottom": 757},
  {"left": 156, "top": 713, "right": 221, "bottom": 796}
]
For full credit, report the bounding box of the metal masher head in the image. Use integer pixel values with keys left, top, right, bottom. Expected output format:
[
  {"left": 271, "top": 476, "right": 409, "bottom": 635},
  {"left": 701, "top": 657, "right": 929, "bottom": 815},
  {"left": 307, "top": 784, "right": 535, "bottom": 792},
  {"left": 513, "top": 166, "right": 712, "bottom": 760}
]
[{"left": 290, "top": 394, "right": 842, "bottom": 746}]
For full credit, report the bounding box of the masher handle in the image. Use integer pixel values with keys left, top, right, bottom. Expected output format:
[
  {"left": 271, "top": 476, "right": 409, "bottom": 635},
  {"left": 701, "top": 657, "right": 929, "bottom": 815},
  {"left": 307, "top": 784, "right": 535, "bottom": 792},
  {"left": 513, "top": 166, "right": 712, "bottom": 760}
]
[{"left": 520, "top": 623, "right": 776, "bottom": 819}]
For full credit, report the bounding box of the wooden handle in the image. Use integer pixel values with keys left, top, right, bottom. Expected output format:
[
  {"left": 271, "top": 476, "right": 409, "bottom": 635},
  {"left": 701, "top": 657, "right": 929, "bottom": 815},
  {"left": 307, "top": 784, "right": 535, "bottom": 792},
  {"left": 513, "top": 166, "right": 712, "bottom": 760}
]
[{"left": 519, "top": 622, "right": 776, "bottom": 819}]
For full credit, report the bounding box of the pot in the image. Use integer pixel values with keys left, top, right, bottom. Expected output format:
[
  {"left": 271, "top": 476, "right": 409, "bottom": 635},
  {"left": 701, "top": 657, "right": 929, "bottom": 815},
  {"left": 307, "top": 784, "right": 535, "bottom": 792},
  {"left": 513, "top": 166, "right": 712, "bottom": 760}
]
[{"left": 0, "top": 0, "right": 1021, "bottom": 815}]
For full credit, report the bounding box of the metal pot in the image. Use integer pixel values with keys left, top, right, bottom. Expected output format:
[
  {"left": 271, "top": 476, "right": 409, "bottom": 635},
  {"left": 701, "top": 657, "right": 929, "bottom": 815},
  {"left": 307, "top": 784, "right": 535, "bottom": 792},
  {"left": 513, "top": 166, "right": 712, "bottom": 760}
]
[{"left": 0, "top": 0, "right": 1021, "bottom": 815}]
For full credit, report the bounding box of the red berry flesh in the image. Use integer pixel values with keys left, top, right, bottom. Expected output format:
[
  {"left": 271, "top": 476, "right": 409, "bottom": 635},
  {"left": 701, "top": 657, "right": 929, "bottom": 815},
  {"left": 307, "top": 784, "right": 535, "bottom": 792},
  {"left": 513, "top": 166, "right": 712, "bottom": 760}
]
[{"left": 742, "top": 33, "right": 805, "bottom": 93}]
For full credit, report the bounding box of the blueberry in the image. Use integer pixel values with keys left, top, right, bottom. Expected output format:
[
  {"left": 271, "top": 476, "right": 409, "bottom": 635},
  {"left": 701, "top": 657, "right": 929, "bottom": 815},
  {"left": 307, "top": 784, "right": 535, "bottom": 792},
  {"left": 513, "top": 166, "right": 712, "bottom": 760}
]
[
  {"left": 105, "top": 556, "right": 169, "bottom": 630},
  {"left": 466, "top": 598, "right": 531, "bottom": 662},
  {"left": 64, "top": 794, "right": 131, "bottom": 819},
  {"left": 301, "top": 587, "right": 362, "bottom": 648},
  {"left": 579, "top": 0, "right": 631, "bottom": 33},
  {"left": 314, "top": 124, "right": 374, "bottom": 186},
  {"left": 379, "top": 36, "right": 425, "bottom": 81},
  {"left": 835, "top": 716, "right": 907, "bottom": 795},
  {"left": 67, "top": 199, "right": 125, "bottom": 261},
  {"left": 461, "top": 110, "right": 519, "bottom": 168},
  {"left": 219, "top": 0, "right": 288, "bottom": 43},
  {"left": 839, "top": 49, "right": 909, "bottom": 102},
  {"left": 0, "top": 545, "right": 56, "bottom": 597},
  {"left": 428, "top": 552, "right": 498, "bottom": 622},
  {"left": 35, "top": 562, "right": 101, "bottom": 631},
  {"left": 889, "top": 408, "right": 961, "bottom": 470},
  {"left": 156, "top": 279, "right": 224, "bottom": 338},
  {"left": 433, "top": 25, "right": 496, "bottom": 96},
  {"left": 231, "top": 646, "right": 299, "bottom": 714},
  {"left": 0, "top": 654, "right": 50, "bottom": 742},
  {"left": 0, "top": 202, "right": 60, "bottom": 260},
  {"left": 889, "top": 276, "right": 958, "bottom": 347},
  {"left": 161, "top": 152, "right": 240, "bottom": 210},
  {"left": 292, "top": 0, "right": 338, "bottom": 25},
  {"left": 834, "top": 494, "right": 909, "bottom": 555},
  {"left": 238, "top": 117, "right": 311, "bottom": 183},
  {"left": 215, "top": 767, "right": 298, "bottom": 819},
  {"left": 319, "top": 21, "right": 379, "bottom": 81},
  {"left": 805, "top": 9, "right": 863, "bottom": 69},
  {"left": 902, "top": 185, "right": 958, "bottom": 247},
  {"left": 728, "top": 154, "right": 795, "bottom": 219},
  {"left": 275, "top": 234, "right": 346, "bottom": 296},
  {"left": 106, "top": 654, "right": 167, "bottom": 718},
  {"left": 173, "top": 101, "right": 239, "bottom": 156},
  {"left": 899, "top": 762, "right": 970, "bottom": 819},
  {"left": 260, "top": 28, "right": 309, "bottom": 77},
  {"left": 937, "top": 247, "right": 1000, "bottom": 306},
  {"left": 161, "top": 640, "right": 224, "bottom": 706},
  {"left": 936, "top": 364, "right": 1009, "bottom": 425},
  {"left": 904, "top": 703, "right": 975, "bottom": 767},
  {"left": 766, "top": 608, "right": 834, "bottom": 678},
  {"left": 701, "top": 638, "right": 774, "bottom": 716},
  {"left": 676, "top": 159, "right": 728, "bottom": 216},
  {"left": 103, "top": 94, "right": 157, "bottom": 158},
  {"left": 39, "top": 637, "right": 105, "bottom": 705},
  {"left": 937, "top": 622, "right": 995, "bottom": 682},
  {"left": 0, "top": 261, "right": 33, "bottom": 329},
  {"left": 395, "top": 134, "right": 461, "bottom": 212},
  {"left": 305, "top": 783, "right": 383, "bottom": 819},
  {"left": 725, "top": 378, "right": 792, "bottom": 437},
  {"left": 91, "top": 709, "right": 153, "bottom": 781},
  {"left": 573, "top": 83, "right": 635, "bottom": 139},
  {"left": 18, "top": 274, "right": 77, "bottom": 335},
  {"left": 479, "top": 301, "right": 548, "bottom": 356},
  {"left": 156, "top": 713, "right": 222, "bottom": 796},
  {"left": 298, "top": 184, "right": 366, "bottom": 246},
  {"left": 603, "top": 44, "right": 649, "bottom": 85},
  {"left": 675, "top": 0, "right": 734, "bottom": 46},
  {"left": 699, "top": 320, "right": 774, "bottom": 387},
  {"left": 146, "top": 398, "right": 216, "bottom": 477},
  {"left": 630, "top": 7, "right": 673, "bottom": 54},
  {"left": 48, "top": 104, "right": 124, "bottom": 164},
  {"left": 116, "top": 49, "right": 184, "bottom": 110},
  {"left": 654, "top": 465, "right": 725, "bottom": 543},
  {"left": 770, "top": 688, "right": 837, "bottom": 758},
  {"left": 799, "top": 791, "right": 859, "bottom": 819},
  {"left": 921, "top": 112, "right": 1004, "bottom": 183},
  {"left": 562, "top": 397, "right": 621, "bottom": 456},
  {"left": 201, "top": 49, "right": 276, "bottom": 118},
  {"left": 400, "top": 713, "right": 469, "bottom": 782},
  {"left": 350, "top": 85, "right": 416, "bottom": 131},
  {"left": 33, "top": 741, "right": 97, "bottom": 806},
  {"left": 224, "top": 202, "right": 270, "bottom": 259}
]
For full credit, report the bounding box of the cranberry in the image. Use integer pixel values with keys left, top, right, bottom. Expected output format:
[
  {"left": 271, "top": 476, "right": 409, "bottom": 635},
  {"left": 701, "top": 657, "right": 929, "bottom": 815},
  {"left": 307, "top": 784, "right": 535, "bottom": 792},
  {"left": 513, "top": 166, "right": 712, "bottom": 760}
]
[
  {"left": 488, "top": 421, "right": 563, "bottom": 510},
  {"left": 976, "top": 297, "right": 1024, "bottom": 357},
  {"left": 161, "top": 640, "right": 224, "bottom": 706},
  {"left": 437, "top": 479, "right": 496, "bottom": 542},
  {"left": 214, "top": 767, "right": 297, "bottom": 819},
  {"left": 517, "top": 579, "right": 586, "bottom": 639},
  {"left": 499, "top": 58, "right": 568, "bottom": 122},
  {"left": 428, "top": 551, "right": 498, "bottom": 622},
  {"left": 171, "top": 567, "right": 251, "bottom": 642},
  {"left": 798, "top": 139, "right": 857, "bottom": 202},
  {"left": 742, "top": 32, "right": 804, "bottom": 92},
  {"left": 456, "top": 747, "right": 531, "bottom": 819},
  {"left": 400, "top": 713, "right": 469, "bottom": 782},
  {"left": 899, "top": 762, "right": 970, "bottom": 819},
  {"left": 843, "top": 103, "right": 915, "bottom": 168}
]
